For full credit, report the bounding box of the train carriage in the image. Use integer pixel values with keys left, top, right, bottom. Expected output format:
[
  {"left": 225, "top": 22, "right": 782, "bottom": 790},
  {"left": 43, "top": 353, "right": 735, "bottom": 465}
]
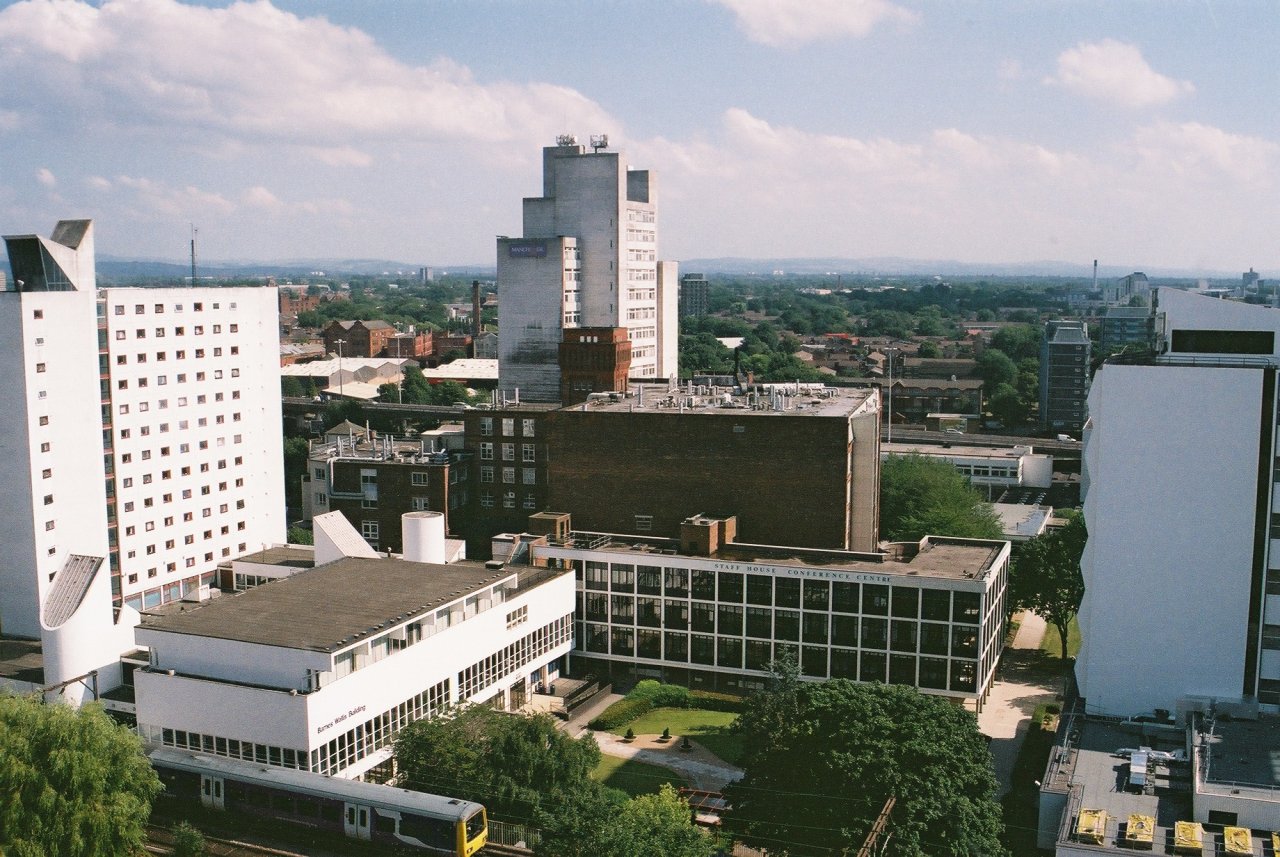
[{"left": 150, "top": 747, "right": 486, "bottom": 856}]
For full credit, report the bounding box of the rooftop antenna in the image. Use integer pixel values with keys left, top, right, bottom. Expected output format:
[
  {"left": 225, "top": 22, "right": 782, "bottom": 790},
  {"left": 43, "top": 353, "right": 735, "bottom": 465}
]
[
  {"left": 190, "top": 224, "right": 198, "bottom": 286},
  {"left": 590, "top": 134, "right": 609, "bottom": 153}
]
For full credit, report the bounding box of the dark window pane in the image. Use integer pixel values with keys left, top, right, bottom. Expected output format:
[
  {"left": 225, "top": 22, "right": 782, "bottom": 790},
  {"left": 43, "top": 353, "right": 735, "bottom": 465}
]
[
  {"left": 953, "top": 592, "right": 980, "bottom": 624},
  {"left": 611, "top": 627, "right": 634, "bottom": 656},
  {"left": 637, "top": 565, "right": 662, "bottom": 595},
  {"left": 890, "top": 620, "right": 917, "bottom": 652},
  {"left": 832, "top": 582, "right": 859, "bottom": 613},
  {"left": 691, "top": 634, "right": 716, "bottom": 665},
  {"left": 717, "top": 637, "right": 743, "bottom": 668},
  {"left": 802, "top": 612, "right": 829, "bottom": 644},
  {"left": 889, "top": 654, "right": 916, "bottom": 685},
  {"left": 863, "top": 584, "right": 889, "bottom": 615},
  {"left": 745, "top": 640, "right": 772, "bottom": 670},
  {"left": 718, "top": 605, "right": 744, "bottom": 636},
  {"left": 891, "top": 587, "right": 918, "bottom": 618},
  {"left": 637, "top": 597, "right": 661, "bottom": 627},
  {"left": 664, "top": 632, "right": 688, "bottom": 661},
  {"left": 860, "top": 652, "right": 886, "bottom": 682},
  {"left": 691, "top": 602, "right": 716, "bottom": 633},
  {"left": 803, "top": 580, "right": 830, "bottom": 610},
  {"left": 831, "top": 614, "right": 859, "bottom": 647},
  {"left": 921, "top": 589, "right": 950, "bottom": 621},
  {"left": 802, "top": 645, "right": 828, "bottom": 677},
  {"left": 774, "top": 609, "right": 800, "bottom": 641},
  {"left": 920, "top": 622, "right": 949, "bottom": 655},
  {"left": 718, "top": 572, "right": 744, "bottom": 602},
  {"left": 861, "top": 617, "right": 887, "bottom": 649},
  {"left": 637, "top": 629, "right": 661, "bottom": 658},
  {"left": 952, "top": 627, "right": 978, "bottom": 657},
  {"left": 664, "top": 568, "right": 688, "bottom": 598},
  {"left": 919, "top": 657, "right": 948, "bottom": 689},
  {"left": 691, "top": 570, "right": 716, "bottom": 600},
  {"left": 746, "top": 575, "right": 773, "bottom": 605},
  {"left": 775, "top": 578, "right": 801, "bottom": 608},
  {"left": 745, "top": 607, "right": 772, "bottom": 638},
  {"left": 831, "top": 648, "right": 858, "bottom": 678},
  {"left": 664, "top": 600, "right": 688, "bottom": 630}
]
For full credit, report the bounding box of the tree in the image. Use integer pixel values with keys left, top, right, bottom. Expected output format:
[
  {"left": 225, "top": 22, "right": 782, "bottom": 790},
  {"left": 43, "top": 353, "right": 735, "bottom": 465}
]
[
  {"left": 879, "top": 454, "right": 1003, "bottom": 542},
  {"left": 988, "top": 382, "right": 1029, "bottom": 426},
  {"left": 975, "top": 349, "right": 1017, "bottom": 389},
  {"left": 1011, "top": 513, "right": 1087, "bottom": 661},
  {"left": 0, "top": 695, "right": 162, "bottom": 857},
  {"left": 727, "top": 682, "right": 1006, "bottom": 857},
  {"left": 917, "top": 340, "right": 941, "bottom": 359},
  {"left": 990, "top": 324, "right": 1041, "bottom": 362},
  {"left": 394, "top": 706, "right": 601, "bottom": 820},
  {"left": 536, "top": 785, "right": 714, "bottom": 857},
  {"left": 280, "top": 375, "right": 306, "bottom": 398}
]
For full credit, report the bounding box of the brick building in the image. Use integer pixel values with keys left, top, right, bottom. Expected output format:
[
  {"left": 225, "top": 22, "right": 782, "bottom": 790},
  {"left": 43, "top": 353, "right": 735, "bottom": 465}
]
[
  {"left": 543, "top": 383, "right": 880, "bottom": 553},
  {"left": 558, "top": 327, "right": 631, "bottom": 405},
  {"left": 323, "top": 319, "right": 396, "bottom": 359}
]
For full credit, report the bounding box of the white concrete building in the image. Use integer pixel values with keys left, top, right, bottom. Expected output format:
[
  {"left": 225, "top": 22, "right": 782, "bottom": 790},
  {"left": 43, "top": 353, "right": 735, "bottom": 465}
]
[
  {"left": 134, "top": 513, "right": 575, "bottom": 779},
  {"left": 0, "top": 220, "right": 285, "bottom": 703},
  {"left": 103, "top": 286, "right": 286, "bottom": 611},
  {"left": 1077, "top": 288, "right": 1280, "bottom": 716},
  {"left": 497, "top": 136, "right": 678, "bottom": 401},
  {"left": 881, "top": 442, "right": 1053, "bottom": 497}
]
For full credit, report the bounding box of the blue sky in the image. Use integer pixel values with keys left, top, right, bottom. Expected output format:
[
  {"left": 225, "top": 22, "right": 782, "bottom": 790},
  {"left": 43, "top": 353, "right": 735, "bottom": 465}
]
[{"left": 1, "top": 0, "right": 1276, "bottom": 273}]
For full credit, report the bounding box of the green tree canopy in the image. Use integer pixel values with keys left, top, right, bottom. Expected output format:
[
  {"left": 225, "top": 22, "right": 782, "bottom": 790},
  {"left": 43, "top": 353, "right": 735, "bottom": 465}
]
[
  {"left": 0, "top": 695, "right": 162, "bottom": 857},
  {"left": 991, "top": 324, "right": 1042, "bottom": 362},
  {"left": 880, "top": 454, "right": 1003, "bottom": 542},
  {"left": 394, "top": 706, "right": 601, "bottom": 820},
  {"left": 536, "top": 784, "right": 714, "bottom": 857},
  {"left": 726, "top": 681, "right": 1006, "bottom": 857},
  {"left": 1011, "top": 512, "right": 1087, "bottom": 661},
  {"left": 975, "top": 348, "right": 1018, "bottom": 389}
]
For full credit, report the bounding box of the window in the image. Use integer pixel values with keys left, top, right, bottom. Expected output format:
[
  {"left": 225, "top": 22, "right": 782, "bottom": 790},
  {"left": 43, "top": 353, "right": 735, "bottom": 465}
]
[
  {"left": 502, "top": 443, "right": 515, "bottom": 461},
  {"left": 480, "top": 442, "right": 493, "bottom": 460},
  {"left": 522, "top": 418, "right": 535, "bottom": 437},
  {"left": 522, "top": 468, "right": 536, "bottom": 485},
  {"left": 502, "top": 418, "right": 514, "bottom": 436},
  {"left": 35, "top": 363, "right": 45, "bottom": 373},
  {"left": 502, "top": 467, "right": 515, "bottom": 484},
  {"left": 361, "top": 521, "right": 379, "bottom": 541},
  {"left": 411, "top": 472, "right": 429, "bottom": 486},
  {"left": 480, "top": 417, "right": 493, "bottom": 436},
  {"left": 522, "top": 444, "right": 535, "bottom": 463},
  {"left": 33, "top": 309, "right": 43, "bottom": 319},
  {"left": 480, "top": 466, "right": 494, "bottom": 483}
]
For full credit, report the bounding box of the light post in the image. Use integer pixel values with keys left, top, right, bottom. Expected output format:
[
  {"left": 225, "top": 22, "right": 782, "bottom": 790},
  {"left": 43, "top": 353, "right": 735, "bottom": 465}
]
[{"left": 335, "top": 338, "right": 345, "bottom": 399}]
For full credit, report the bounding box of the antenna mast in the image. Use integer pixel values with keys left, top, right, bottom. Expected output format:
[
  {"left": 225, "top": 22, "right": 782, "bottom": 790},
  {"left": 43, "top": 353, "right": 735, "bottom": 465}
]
[{"left": 190, "top": 224, "right": 198, "bottom": 286}]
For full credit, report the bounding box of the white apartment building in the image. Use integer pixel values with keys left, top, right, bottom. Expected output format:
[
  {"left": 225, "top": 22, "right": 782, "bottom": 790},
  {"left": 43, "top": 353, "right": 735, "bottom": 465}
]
[
  {"left": 1077, "top": 288, "right": 1280, "bottom": 716},
  {"left": 497, "top": 136, "right": 678, "bottom": 401},
  {"left": 0, "top": 220, "right": 285, "bottom": 702},
  {"left": 103, "top": 286, "right": 285, "bottom": 611},
  {"left": 881, "top": 442, "right": 1054, "bottom": 497}
]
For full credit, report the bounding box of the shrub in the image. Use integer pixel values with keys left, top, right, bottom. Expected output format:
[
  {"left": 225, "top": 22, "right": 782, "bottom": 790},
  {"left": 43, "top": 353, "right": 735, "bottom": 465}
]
[
  {"left": 689, "top": 689, "right": 746, "bottom": 713},
  {"left": 624, "top": 727, "right": 635, "bottom": 740},
  {"left": 588, "top": 696, "right": 654, "bottom": 731},
  {"left": 171, "top": 821, "right": 206, "bottom": 857}
]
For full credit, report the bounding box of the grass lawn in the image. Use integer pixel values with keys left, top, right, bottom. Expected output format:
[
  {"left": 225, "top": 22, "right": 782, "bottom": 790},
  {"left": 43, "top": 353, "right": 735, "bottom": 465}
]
[
  {"left": 607, "top": 707, "right": 743, "bottom": 766},
  {"left": 1039, "top": 614, "right": 1081, "bottom": 660},
  {"left": 591, "top": 754, "right": 688, "bottom": 797}
]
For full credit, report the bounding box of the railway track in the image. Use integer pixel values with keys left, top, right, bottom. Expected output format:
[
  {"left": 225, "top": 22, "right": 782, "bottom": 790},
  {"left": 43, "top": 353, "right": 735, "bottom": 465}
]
[{"left": 480, "top": 844, "right": 532, "bottom": 856}]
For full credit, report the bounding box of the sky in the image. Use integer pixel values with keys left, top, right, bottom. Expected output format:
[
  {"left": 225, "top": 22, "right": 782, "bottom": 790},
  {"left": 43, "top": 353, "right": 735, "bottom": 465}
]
[{"left": 0, "top": 0, "right": 1276, "bottom": 273}]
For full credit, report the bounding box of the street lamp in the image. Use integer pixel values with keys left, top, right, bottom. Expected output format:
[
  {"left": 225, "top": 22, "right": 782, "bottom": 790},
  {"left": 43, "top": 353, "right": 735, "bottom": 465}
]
[{"left": 335, "top": 338, "right": 345, "bottom": 399}]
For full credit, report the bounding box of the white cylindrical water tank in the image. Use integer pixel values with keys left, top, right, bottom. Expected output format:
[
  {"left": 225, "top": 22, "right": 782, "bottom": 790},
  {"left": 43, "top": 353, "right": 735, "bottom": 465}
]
[{"left": 402, "top": 511, "right": 446, "bottom": 564}]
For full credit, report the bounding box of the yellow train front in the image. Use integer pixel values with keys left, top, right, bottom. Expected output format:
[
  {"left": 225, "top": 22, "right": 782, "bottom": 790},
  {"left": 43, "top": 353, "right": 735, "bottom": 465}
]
[{"left": 150, "top": 747, "right": 487, "bottom": 855}]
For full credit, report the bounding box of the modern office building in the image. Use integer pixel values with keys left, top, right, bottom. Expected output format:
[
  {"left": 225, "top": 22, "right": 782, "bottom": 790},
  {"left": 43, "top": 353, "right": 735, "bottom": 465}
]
[
  {"left": 133, "top": 512, "right": 575, "bottom": 779},
  {"left": 0, "top": 220, "right": 285, "bottom": 702},
  {"left": 1103, "top": 272, "right": 1151, "bottom": 306},
  {"left": 1076, "top": 288, "right": 1280, "bottom": 717},
  {"left": 535, "top": 514, "right": 1010, "bottom": 709},
  {"left": 1039, "top": 319, "right": 1090, "bottom": 434},
  {"left": 881, "top": 442, "right": 1053, "bottom": 498},
  {"left": 497, "top": 136, "right": 678, "bottom": 401}
]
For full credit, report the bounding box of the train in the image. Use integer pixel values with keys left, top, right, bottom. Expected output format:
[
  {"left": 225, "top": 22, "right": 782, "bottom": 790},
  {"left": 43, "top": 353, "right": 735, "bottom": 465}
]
[{"left": 149, "top": 747, "right": 487, "bottom": 856}]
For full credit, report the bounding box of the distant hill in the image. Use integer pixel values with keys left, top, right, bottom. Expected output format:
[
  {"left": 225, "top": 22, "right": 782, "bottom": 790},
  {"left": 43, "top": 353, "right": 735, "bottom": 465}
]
[{"left": 0, "top": 254, "right": 1242, "bottom": 283}]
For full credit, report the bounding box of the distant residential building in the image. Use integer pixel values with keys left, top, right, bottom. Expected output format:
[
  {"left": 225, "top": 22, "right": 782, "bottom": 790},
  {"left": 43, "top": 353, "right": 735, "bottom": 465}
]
[
  {"left": 473, "top": 331, "right": 498, "bottom": 360},
  {"left": 497, "top": 136, "right": 678, "bottom": 401},
  {"left": 679, "top": 273, "right": 709, "bottom": 319},
  {"left": 1243, "top": 267, "right": 1260, "bottom": 290},
  {"left": 1098, "top": 305, "right": 1154, "bottom": 354},
  {"left": 900, "top": 357, "right": 978, "bottom": 380},
  {"left": 434, "top": 333, "right": 472, "bottom": 358},
  {"left": 323, "top": 319, "right": 397, "bottom": 359},
  {"left": 1103, "top": 272, "right": 1151, "bottom": 306},
  {"left": 383, "top": 330, "right": 432, "bottom": 360},
  {"left": 1039, "top": 320, "right": 1090, "bottom": 433},
  {"left": 859, "top": 377, "right": 982, "bottom": 425},
  {"left": 279, "top": 287, "right": 321, "bottom": 319}
]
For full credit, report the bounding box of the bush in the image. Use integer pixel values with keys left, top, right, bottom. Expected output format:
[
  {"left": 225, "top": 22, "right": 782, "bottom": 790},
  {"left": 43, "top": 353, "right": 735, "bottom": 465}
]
[
  {"left": 171, "top": 821, "right": 206, "bottom": 857},
  {"left": 689, "top": 689, "right": 746, "bottom": 713},
  {"left": 588, "top": 696, "right": 654, "bottom": 731}
]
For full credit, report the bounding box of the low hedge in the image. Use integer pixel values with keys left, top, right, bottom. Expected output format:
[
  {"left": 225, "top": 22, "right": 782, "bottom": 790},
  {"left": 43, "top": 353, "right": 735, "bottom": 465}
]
[
  {"left": 588, "top": 696, "right": 653, "bottom": 731},
  {"left": 588, "top": 681, "right": 745, "bottom": 729}
]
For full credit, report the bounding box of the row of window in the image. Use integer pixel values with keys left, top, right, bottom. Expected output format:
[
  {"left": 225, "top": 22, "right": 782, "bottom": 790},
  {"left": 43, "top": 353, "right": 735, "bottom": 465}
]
[
  {"left": 118, "top": 456, "right": 244, "bottom": 488},
  {"left": 478, "top": 417, "right": 537, "bottom": 437},
  {"left": 312, "top": 679, "right": 450, "bottom": 777},
  {"left": 579, "top": 596, "right": 980, "bottom": 656},
  {"left": 457, "top": 614, "right": 573, "bottom": 700},
  {"left": 478, "top": 491, "right": 538, "bottom": 510},
  {"left": 146, "top": 725, "right": 307, "bottom": 770},
  {"left": 121, "top": 571, "right": 220, "bottom": 610},
  {"left": 576, "top": 627, "right": 980, "bottom": 693},
  {"left": 577, "top": 564, "right": 981, "bottom": 623},
  {"left": 116, "top": 379, "right": 239, "bottom": 409},
  {"left": 478, "top": 442, "right": 537, "bottom": 461},
  {"left": 479, "top": 466, "right": 537, "bottom": 484},
  {"left": 111, "top": 300, "right": 230, "bottom": 315},
  {"left": 112, "top": 324, "right": 238, "bottom": 341}
]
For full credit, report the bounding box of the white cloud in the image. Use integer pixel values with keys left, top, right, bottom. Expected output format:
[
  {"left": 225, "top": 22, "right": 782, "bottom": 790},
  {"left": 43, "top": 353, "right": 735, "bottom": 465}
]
[
  {"left": 0, "top": 0, "right": 619, "bottom": 149},
  {"left": 36, "top": 167, "right": 55, "bottom": 187},
  {"left": 712, "top": 0, "right": 918, "bottom": 47},
  {"left": 1047, "top": 39, "right": 1193, "bottom": 108},
  {"left": 306, "top": 146, "right": 374, "bottom": 168},
  {"left": 86, "top": 176, "right": 112, "bottom": 191},
  {"left": 998, "top": 59, "right": 1023, "bottom": 81},
  {"left": 114, "top": 175, "right": 236, "bottom": 217},
  {"left": 242, "top": 185, "right": 282, "bottom": 210},
  {"left": 1130, "top": 122, "right": 1278, "bottom": 184}
]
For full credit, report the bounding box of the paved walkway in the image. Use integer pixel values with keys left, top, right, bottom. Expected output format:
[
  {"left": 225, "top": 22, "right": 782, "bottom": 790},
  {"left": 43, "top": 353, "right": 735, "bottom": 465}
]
[{"left": 978, "top": 611, "right": 1065, "bottom": 796}]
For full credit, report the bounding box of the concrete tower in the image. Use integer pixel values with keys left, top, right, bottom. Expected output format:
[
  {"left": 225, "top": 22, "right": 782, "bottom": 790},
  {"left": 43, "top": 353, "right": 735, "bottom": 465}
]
[{"left": 497, "top": 136, "right": 678, "bottom": 401}]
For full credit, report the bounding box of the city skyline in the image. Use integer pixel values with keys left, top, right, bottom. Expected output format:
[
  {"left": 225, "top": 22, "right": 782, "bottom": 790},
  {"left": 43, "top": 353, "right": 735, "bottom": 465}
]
[{"left": 1, "top": 0, "right": 1276, "bottom": 272}]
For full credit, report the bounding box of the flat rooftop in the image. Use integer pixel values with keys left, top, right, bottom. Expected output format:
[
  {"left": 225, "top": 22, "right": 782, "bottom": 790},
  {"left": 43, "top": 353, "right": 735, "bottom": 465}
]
[
  {"left": 1201, "top": 715, "right": 1280, "bottom": 789},
  {"left": 565, "top": 383, "right": 875, "bottom": 418},
  {"left": 546, "top": 534, "right": 1004, "bottom": 582},
  {"left": 139, "top": 557, "right": 567, "bottom": 653},
  {"left": 1047, "top": 717, "right": 1194, "bottom": 851},
  {"left": 0, "top": 638, "right": 43, "bottom": 685},
  {"left": 883, "top": 441, "right": 1035, "bottom": 460},
  {"left": 232, "top": 545, "right": 315, "bottom": 569}
]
